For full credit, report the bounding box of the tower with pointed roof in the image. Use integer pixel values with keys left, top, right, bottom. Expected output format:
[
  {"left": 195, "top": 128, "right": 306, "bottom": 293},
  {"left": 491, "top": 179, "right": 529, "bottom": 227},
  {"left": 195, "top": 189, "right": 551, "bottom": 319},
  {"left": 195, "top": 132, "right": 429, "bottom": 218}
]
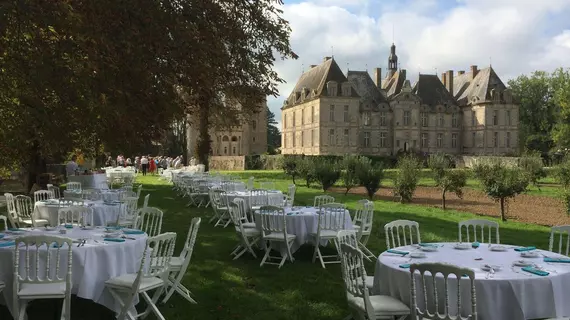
[{"left": 388, "top": 43, "right": 398, "bottom": 78}]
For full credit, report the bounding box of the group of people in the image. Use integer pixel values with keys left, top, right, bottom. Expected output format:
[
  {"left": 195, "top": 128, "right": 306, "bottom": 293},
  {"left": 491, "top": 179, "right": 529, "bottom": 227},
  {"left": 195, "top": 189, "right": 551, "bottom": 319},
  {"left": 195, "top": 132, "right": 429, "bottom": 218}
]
[{"left": 105, "top": 154, "right": 184, "bottom": 175}]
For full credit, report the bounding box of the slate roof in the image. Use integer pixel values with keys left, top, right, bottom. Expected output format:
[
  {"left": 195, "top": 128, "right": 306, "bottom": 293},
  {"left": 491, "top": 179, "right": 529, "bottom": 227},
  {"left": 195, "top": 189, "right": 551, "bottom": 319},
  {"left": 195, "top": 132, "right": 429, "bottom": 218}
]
[
  {"left": 452, "top": 67, "right": 507, "bottom": 106},
  {"left": 346, "top": 71, "right": 388, "bottom": 105},
  {"left": 412, "top": 74, "right": 457, "bottom": 106},
  {"left": 382, "top": 69, "right": 407, "bottom": 98},
  {"left": 284, "top": 58, "right": 358, "bottom": 108}
]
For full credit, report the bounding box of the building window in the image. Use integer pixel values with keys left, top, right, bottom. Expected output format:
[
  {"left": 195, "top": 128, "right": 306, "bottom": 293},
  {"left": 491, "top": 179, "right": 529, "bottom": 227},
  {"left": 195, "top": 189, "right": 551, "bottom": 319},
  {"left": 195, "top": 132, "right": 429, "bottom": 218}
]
[
  {"left": 224, "top": 147, "right": 228, "bottom": 154},
  {"left": 472, "top": 132, "right": 476, "bottom": 147},
  {"left": 330, "top": 105, "right": 335, "bottom": 122},
  {"left": 329, "top": 129, "right": 335, "bottom": 145},
  {"left": 493, "top": 132, "right": 498, "bottom": 147},
  {"left": 421, "top": 133, "right": 428, "bottom": 147},
  {"left": 253, "top": 137, "right": 256, "bottom": 143},
  {"left": 363, "top": 112, "right": 371, "bottom": 126},
  {"left": 344, "top": 129, "right": 349, "bottom": 145},
  {"left": 311, "top": 106, "right": 315, "bottom": 123},
  {"left": 396, "top": 140, "right": 400, "bottom": 148},
  {"left": 233, "top": 147, "right": 236, "bottom": 154},
  {"left": 421, "top": 112, "right": 428, "bottom": 127},
  {"left": 493, "top": 110, "right": 498, "bottom": 126},
  {"left": 403, "top": 111, "right": 411, "bottom": 126},
  {"left": 438, "top": 114, "right": 444, "bottom": 127},
  {"left": 292, "top": 133, "right": 296, "bottom": 147},
  {"left": 380, "top": 132, "right": 387, "bottom": 147},
  {"left": 471, "top": 110, "right": 476, "bottom": 126},
  {"left": 312, "top": 129, "right": 317, "bottom": 146},
  {"left": 344, "top": 105, "right": 349, "bottom": 122},
  {"left": 506, "top": 110, "right": 511, "bottom": 126},
  {"left": 301, "top": 131, "right": 304, "bottom": 147},
  {"left": 252, "top": 120, "right": 257, "bottom": 130},
  {"left": 363, "top": 132, "right": 370, "bottom": 147},
  {"left": 437, "top": 133, "right": 443, "bottom": 148},
  {"left": 506, "top": 132, "right": 511, "bottom": 147},
  {"left": 452, "top": 113, "right": 458, "bottom": 128},
  {"left": 452, "top": 133, "right": 457, "bottom": 148},
  {"left": 380, "top": 112, "right": 387, "bottom": 126},
  {"left": 301, "top": 109, "right": 304, "bottom": 125},
  {"left": 292, "top": 112, "right": 296, "bottom": 127}
]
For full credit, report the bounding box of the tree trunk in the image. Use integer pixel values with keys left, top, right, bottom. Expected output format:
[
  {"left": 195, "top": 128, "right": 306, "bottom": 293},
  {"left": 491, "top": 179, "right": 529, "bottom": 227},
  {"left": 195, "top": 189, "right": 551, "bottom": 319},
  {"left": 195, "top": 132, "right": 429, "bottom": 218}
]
[
  {"left": 195, "top": 103, "right": 211, "bottom": 172},
  {"left": 500, "top": 198, "right": 506, "bottom": 221},
  {"left": 442, "top": 189, "right": 446, "bottom": 210},
  {"left": 26, "top": 146, "right": 47, "bottom": 193}
]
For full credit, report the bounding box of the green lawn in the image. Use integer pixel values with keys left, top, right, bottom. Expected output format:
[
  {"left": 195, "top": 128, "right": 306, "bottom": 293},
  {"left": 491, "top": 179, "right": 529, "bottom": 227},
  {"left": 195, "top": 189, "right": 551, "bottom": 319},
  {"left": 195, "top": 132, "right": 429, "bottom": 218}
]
[{"left": 0, "top": 173, "right": 557, "bottom": 319}]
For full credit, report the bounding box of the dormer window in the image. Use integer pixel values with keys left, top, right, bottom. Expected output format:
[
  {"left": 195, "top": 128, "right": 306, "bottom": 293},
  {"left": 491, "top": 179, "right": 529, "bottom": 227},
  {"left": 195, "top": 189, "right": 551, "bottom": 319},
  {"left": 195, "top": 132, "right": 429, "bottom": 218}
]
[
  {"left": 341, "top": 82, "right": 352, "bottom": 96},
  {"left": 327, "top": 81, "right": 338, "bottom": 96}
]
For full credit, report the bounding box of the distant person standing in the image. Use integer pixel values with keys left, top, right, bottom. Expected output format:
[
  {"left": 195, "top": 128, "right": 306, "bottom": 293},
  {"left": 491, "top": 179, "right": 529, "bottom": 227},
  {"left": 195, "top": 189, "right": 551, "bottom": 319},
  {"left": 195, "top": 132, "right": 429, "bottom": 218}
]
[
  {"left": 141, "top": 156, "right": 149, "bottom": 176},
  {"left": 149, "top": 156, "right": 157, "bottom": 175},
  {"left": 66, "top": 155, "right": 79, "bottom": 178}
]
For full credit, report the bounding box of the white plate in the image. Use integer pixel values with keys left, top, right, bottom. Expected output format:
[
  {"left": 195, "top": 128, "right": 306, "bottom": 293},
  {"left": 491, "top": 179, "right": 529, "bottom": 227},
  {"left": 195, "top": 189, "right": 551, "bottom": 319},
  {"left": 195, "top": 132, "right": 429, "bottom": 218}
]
[
  {"left": 521, "top": 251, "right": 540, "bottom": 258},
  {"left": 513, "top": 260, "right": 532, "bottom": 267},
  {"left": 454, "top": 243, "right": 471, "bottom": 250},
  {"left": 103, "top": 232, "right": 120, "bottom": 238},
  {"left": 481, "top": 264, "right": 502, "bottom": 271},
  {"left": 420, "top": 246, "right": 438, "bottom": 252},
  {"left": 410, "top": 252, "right": 427, "bottom": 258},
  {"left": 490, "top": 245, "right": 507, "bottom": 252}
]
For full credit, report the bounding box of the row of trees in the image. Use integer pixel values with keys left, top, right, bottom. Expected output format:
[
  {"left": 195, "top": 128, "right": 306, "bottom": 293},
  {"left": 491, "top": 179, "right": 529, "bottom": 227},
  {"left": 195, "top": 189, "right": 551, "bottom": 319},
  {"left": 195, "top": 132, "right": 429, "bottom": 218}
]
[
  {"left": 282, "top": 152, "right": 570, "bottom": 222},
  {"left": 0, "top": 0, "right": 296, "bottom": 188}
]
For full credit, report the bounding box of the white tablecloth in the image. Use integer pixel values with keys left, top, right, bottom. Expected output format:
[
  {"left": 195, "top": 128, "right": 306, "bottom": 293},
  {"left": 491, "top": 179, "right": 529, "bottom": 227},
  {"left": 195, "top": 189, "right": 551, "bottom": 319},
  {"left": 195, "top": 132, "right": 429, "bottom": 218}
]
[
  {"left": 68, "top": 174, "right": 108, "bottom": 189},
  {"left": 63, "top": 189, "right": 123, "bottom": 202},
  {"left": 35, "top": 200, "right": 122, "bottom": 226},
  {"left": 0, "top": 227, "right": 147, "bottom": 316},
  {"left": 373, "top": 243, "right": 570, "bottom": 320},
  {"left": 226, "top": 190, "right": 284, "bottom": 211},
  {"left": 254, "top": 206, "right": 353, "bottom": 256}
]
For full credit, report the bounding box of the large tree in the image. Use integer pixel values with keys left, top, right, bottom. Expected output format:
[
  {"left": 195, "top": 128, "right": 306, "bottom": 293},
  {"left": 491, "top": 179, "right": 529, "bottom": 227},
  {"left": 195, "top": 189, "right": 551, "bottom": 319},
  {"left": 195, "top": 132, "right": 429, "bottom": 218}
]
[{"left": 267, "top": 107, "right": 281, "bottom": 154}]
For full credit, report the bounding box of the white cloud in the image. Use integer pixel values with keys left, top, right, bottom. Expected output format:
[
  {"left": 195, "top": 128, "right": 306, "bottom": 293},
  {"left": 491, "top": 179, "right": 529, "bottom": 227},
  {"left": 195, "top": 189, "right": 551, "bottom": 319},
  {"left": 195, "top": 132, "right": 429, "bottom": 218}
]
[{"left": 268, "top": 0, "right": 570, "bottom": 124}]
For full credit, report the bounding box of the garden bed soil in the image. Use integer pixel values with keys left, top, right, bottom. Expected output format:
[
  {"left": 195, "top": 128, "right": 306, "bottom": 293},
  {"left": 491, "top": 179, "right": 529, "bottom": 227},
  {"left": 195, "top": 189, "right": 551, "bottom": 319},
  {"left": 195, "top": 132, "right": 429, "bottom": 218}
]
[{"left": 331, "top": 186, "right": 567, "bottom": 227}]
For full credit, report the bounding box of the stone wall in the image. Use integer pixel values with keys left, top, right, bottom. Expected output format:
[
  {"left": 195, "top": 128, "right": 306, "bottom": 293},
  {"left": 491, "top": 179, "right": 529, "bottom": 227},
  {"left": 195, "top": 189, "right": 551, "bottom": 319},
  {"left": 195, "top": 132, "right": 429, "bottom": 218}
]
[
  {"left": 458, "top": 156, "right": 520, "bottom": 168},
  {"left": 209, "top": 156, "right": 245, "bottom": 171}
]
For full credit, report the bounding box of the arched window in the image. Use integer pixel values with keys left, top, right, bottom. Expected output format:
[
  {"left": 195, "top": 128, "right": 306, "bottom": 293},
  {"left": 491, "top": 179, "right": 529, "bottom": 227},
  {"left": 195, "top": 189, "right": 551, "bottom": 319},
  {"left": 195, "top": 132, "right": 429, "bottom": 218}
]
[
  {"left": 222, "top": 136, "right": 229, "bottom": 142},
  {"left": 233, "top": 147, "right": 236, "bottom": 154},
  {"left": 231, "top": 136, "right": 238, "bottom": 142},
  {"left": 224, "top": 147, "right": 228, "bottom": 154}
]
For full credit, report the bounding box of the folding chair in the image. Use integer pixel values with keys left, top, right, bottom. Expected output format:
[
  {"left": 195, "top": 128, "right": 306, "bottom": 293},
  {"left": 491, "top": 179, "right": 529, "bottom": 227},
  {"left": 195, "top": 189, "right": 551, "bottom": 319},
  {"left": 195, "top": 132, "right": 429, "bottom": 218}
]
[{"left": 228, "top": 203, "right": 260, "bottom": 260}]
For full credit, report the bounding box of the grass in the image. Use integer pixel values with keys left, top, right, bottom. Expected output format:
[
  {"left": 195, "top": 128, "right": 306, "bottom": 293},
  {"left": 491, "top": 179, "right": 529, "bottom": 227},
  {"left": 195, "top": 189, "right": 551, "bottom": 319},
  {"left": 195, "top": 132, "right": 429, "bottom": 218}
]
[{"left": 0, "top": 173, "right": 559, "bottom": 319}]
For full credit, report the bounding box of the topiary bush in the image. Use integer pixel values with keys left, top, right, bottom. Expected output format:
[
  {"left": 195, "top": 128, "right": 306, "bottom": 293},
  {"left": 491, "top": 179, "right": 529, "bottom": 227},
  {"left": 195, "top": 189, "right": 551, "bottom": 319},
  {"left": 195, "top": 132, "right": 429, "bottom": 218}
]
[
  {"left": 393, "top": 155, "right": 422, "bottom": 203},
  {"left": 356, "top": 157, "right": 384, "bottom": 200},
  {"left": 314, "top": 159, "right": 341, "bottom": 192},
  {"left": 519, "top": 151, "right": 546, "bottom": 190}
]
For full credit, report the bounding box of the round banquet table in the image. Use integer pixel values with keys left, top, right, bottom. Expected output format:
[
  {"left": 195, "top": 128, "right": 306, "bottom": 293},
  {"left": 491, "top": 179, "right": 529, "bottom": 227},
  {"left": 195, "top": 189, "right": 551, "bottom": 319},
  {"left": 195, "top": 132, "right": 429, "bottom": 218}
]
[
  {"left": 68, "top": 174, "right": 108, "bottom": 189},
  {"left": 34, "top": 200, "right": 122, "bottom": 226},
  {"left": 254, "top": 206, "right": 353, "bottom": 257},
  {"left": 0, "top": 227, "right": 147, "bottom": 317},
  {"left": 63, "top": 189, "right": 123, "bottom": 202},
  {"left": 373, "top": 243, "right": 570, "bottom": 320},
  {"left": 225, "top": 190, "right": 284, "bottom": 211}
]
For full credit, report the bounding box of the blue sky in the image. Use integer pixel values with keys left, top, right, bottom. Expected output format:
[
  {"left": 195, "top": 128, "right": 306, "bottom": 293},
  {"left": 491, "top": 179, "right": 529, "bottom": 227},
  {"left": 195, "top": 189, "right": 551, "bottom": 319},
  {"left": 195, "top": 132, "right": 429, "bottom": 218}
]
[{"left": 269, "top": 0, "right": 570, "bottom": 126}]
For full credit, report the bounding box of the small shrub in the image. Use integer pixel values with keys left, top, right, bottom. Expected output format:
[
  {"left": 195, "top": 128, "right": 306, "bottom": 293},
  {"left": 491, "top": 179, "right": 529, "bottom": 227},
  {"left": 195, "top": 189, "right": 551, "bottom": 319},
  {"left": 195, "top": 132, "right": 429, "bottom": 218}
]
[
  {"left": 554, "top": 158, "right": 570, "bottom": 188},
  {"left": 393, "top": 155, "right": 422, "bottom": 203},
  {"left": 473, "top": 159, "right": 529, "bottom": 221},
  {"left": 342, "top": 155, "right": 361, "bottom": 195},
  {"left": 298, "top": 157, "right": 317, "bottom": 188},
  {"left": 519, "top": 151, "right": 546, "bottom": 190},
  {"left": 282, "top": 156, "right": 299, "bottom": 184},
  {"left": 356, "top": 159, "right": 384, "bottom": 200},
  {"left": 428, "top": 153, "right": 467, "bottom": 210},
  {"left": 314, "top": 159, "right": 341, "bottom": 192}
]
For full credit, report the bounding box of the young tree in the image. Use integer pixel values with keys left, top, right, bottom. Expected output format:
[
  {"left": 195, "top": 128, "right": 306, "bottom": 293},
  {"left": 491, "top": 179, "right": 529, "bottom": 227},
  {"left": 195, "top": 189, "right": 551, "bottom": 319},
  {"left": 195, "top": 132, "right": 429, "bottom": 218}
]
[
  {"left": 518, "top": 151, "right": 546, "bottom": 190},
  {"left": 281, "top": 156, "right": 299, "bottom": 184},
  {"left": 267, "top": 107, "right": 281, "bottom": 154},
  {"left": 342, "top": 155, "right": 361, "bottom": 195},
  {"left": 427, "top": 153, "right": 467, "bottom": 210},
  {"left": 473, "top": 160, "right": 529, "bottom": 221},
  {"left": 314, "top": 159, "right": 341, "bottom": 192},
  {"left": 297, "top": 157, "right": 316, "bottom": 188},
  {"left": 554, "top": 158, "right": 570, "bottom": 214},
  {"left": 393, "top": 155, "right": 422, "bottom": 203},
  {"left": 356, "top": 158, "right": 384, "bottom": 200}
]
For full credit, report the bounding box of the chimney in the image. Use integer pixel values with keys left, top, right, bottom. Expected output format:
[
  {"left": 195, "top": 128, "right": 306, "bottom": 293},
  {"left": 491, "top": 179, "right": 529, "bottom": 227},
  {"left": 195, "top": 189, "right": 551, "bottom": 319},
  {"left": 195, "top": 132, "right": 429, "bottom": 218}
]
[
  {"left": 373, "top": 68, "right": 382, "bottom": 88},
  {"left": 441, "top": 72, "right": 447, "bottom": 87},
  {"left": 470, "top": 65, "right": 478, "bottom": 79},
  {"left": 445, "top": 70, "right": 454, "bottom": 93},
  {"left": 310, "top": 65, "right": 317, "bottom": 69},
  {"left": 458, "top": 70, "right": 465, "bottom": 75},
  {"left": 323, "top": 56, "right": 332, "bottom": 62}
]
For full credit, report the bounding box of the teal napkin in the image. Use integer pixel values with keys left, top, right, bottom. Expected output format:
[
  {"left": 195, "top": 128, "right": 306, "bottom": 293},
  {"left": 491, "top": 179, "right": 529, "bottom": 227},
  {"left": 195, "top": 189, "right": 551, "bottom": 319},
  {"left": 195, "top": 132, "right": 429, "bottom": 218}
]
[
  {"left": 64, "top": 224, "right": 74, "bottom": 229},
  {"left": 419, "top": 243, "right": 438, "bottom": 248},
  {"left": 51, "top": 243, "right": 67, "bottom": 248},
  {"left": 8, "top": 228, "right": 26, "bottom": 232},
  {"left": 515, "top": 246, "right": 536, "bottom": 252},
  {"left": 0, "top": 241, "right": 15, "bottom": 248},
  {"left": 386, "top": 249, "right": 409, "bottom": 256},
  {"left": 103, "top": 238, "right": 125, "bottom": 242},
  {"left": 123, "top": 230, "right": 145, "bottom": 235},
  {"left": 472, "top": 242, "right": 480, "bottom": 248},
  {"left": 399, "top": 264, "right": 410, "bottom": 268},
  {"left": 544, "top": 257, "right": 570, "bottom": 263},
  {"left": 522, "top": 266, "right": 549, "bottom": 276},
  {"left": 0, "top": 233, "right": 4, "bottom": 239}
]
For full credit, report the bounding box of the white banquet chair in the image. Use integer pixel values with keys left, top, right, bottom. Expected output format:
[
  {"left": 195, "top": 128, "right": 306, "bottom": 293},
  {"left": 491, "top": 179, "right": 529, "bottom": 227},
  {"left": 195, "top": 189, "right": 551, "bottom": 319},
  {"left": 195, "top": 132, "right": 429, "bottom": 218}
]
[
  {"left": 314, "top": 195, "right": 335, "bottom": 208},
  {"left": 13, "top": 235, "right": 74, "bottom": 320},
  {"left": 283, "top": 184, "right": 296, "bottom": 207},
  {"left": 228, "top": 203, "right": 260, "bottom": 261},
  {"left": 259, "top": 205, "right": 296, "bottom": 269},
  {"left": 410, "top": 263, "right": 477, "bottom": 320},
  {"left": 57, "top": 206, "right": 94, "bottom": 226},
  {"left": 48, "top": 185, "right": 61, "bottom": 199},
  {"left": 66, "top": 182, "right": 82, "bottom": 193},
  {"left": 4, "top": 193, "right": 19, "bottom": 228},
  {"left": 250, "top": 189, "right": 268, "bottom": 211},
  {"left": 34, "top": 190, "right": 53, "bottom": 204},
  {"left": 458, "top": 219, "right": 500, "bottom": 244},
  {"left": 116, "top": 196, "right": 139, "bottom": 228},
  {"left": 260, "top": 181, "right": 275, "bottom": 190},
  {"left": 550, "top": 225, "right": 570, "bottom": 256},
  {"left": 354, "top": 200, "right": 375, "bottom": 260},
  {"left": 233, "top": 198, "right": 256, "bottom": 228},
  {"left": 336, "top": 230, "right": 374, "bottom": 292},
  {"left": 15, "top": 195, "right": 49, "bottom": 227},
  {"left": 247, "top": 176, "right": 254, "bottom": 190},
  {"left": 311, "top": 203, "right": 347, "bottom": 268},
  {"left": 163, "top": 217, "right": 201, "bottom": 304},
  {"left": 0, "top": 215, "right": 7, "bottom": 231},
  {"left": 135, "top": 207, "right": 163, "bottom": 237},
  {"left": 340, "top": 243, "right": 410, "bottom": 320},
  {"left": 82, "top": 189, "right": 102, "bottom": 201},
  {"left": 143, "top": 194, "right": 150, "bottom": 208},
  {"left": 106, "top": 232, "right": 177, "bottom": 320},
  {"left": 385, "top": 220, "right": 421, "bottom": 249},
  {"left": 209, "top": 189, "right": 230, "bottom": 228}
]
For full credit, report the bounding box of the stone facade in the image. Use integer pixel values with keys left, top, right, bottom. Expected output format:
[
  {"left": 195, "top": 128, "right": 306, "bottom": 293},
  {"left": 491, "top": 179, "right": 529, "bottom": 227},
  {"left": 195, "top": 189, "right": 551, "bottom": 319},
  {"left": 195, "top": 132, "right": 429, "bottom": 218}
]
[
  {"left": 209, "top": 156, "right": 246, "bottom": 171},
  {"left": 281, "top": 45, "right": 519, "bottom": 156}
]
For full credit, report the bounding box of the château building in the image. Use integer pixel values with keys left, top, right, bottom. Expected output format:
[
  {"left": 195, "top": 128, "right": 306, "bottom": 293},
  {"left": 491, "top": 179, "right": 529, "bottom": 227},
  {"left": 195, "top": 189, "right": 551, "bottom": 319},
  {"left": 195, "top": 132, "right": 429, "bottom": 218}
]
[{"left": 281, "top": 44, "right": 519, "bottom": 156}]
